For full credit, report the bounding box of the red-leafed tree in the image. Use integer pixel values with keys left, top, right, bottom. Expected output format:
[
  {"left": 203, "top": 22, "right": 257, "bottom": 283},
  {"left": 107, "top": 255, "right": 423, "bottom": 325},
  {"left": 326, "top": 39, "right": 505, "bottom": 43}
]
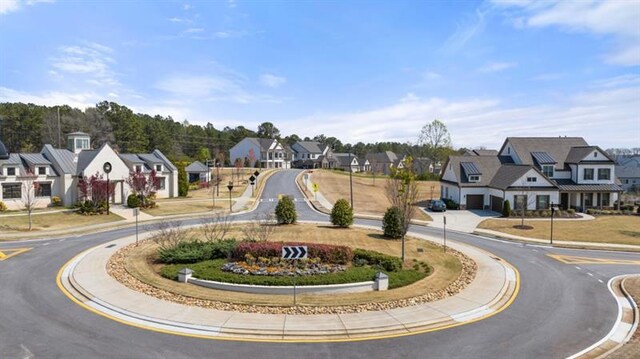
[
  {"left": 247, "top": 148, "right": 257, "bottom": 168},
  {"left": 77, "top": 172, "right": 115, "bottom": 214},
  {"left": 125, "top": 169, "right": 161, "bottom": 208}
]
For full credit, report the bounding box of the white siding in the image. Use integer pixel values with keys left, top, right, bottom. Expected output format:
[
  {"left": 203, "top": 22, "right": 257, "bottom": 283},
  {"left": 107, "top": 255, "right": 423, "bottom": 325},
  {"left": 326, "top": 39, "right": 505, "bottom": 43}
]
[
  {"left": 441, "top": 163, "right": 458, "bottom": 182},
  {"left": 576, "top": 164, "right": 615, "bottom": 184},
  {"left": 504, "top": 190, "right": 559, "bottom": 210},
  {"left": 511, "top": 169, "right": 556, "bottom": 188}
]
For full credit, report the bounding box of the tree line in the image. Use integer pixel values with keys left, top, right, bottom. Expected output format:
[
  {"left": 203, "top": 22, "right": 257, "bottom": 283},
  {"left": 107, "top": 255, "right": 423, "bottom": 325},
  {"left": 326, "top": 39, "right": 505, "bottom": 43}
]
[{"left": 0, "top": 101, "right": 459, "bottom": 164}]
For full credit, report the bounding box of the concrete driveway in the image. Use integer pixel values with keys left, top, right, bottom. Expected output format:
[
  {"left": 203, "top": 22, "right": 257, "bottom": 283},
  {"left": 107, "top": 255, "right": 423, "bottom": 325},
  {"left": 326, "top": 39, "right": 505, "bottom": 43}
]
[{"left": 424, "top": 209, "right": 499, "bottom": 233}]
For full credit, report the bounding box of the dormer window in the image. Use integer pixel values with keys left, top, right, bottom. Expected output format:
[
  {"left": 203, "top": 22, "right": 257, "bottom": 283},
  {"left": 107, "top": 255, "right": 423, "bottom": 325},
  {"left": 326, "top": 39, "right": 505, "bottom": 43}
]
[
  {"left": 594, "top": 151, "right": 597, "bottom": 158},
  {"left": 7, "top": 167, "right": 16, "bottom": 176},
  {"left": 468, "top": 175, "right": 480, "bottom": 182},
  {"left": 527, "top": 177, "right": 537, "bottom": 182},
  {"left": 38, "top": 167, "right": 46, "bottom": 175},
  {"left": 155, "top": 164, "right": 162, "bottom": 172},
  {"left": 135, "top": 165, "right": 142, "bottom": 172},
  {"left": 542, "top": 165, "right": 554, "bottom": 177}
]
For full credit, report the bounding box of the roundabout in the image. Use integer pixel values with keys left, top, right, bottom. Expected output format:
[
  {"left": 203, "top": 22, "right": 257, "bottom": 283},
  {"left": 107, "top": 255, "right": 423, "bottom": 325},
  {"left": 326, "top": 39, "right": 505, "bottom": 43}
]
[{"left": 0, "top": 169, "right": 638, "bottom": 358}]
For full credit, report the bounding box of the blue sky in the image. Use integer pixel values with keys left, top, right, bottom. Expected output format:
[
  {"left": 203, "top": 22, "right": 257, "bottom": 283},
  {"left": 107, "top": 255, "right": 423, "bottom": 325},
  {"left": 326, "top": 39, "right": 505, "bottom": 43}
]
[{"left": 1, "top": 0, "right": 638, "bottom": 149}]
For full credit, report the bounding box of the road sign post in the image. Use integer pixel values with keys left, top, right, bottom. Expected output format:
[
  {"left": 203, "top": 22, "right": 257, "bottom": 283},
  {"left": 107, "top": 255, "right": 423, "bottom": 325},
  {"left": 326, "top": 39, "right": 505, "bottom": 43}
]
[
  {"left": 103, "top": 162, "right": 112, "bottom": 215},
  {"left": 312, "top": 183, "right": 319, "bottom": 200},
  {"left": 443, "top": 215, "right": 447, "bottom": 253},
  {"left": 249, "top": 175, "right": 256, "bottom": 196},
  {"left": 133, "top": 208, "right": 139, "bottom": 246},
  {"left": 282, "top": 245, "right": 308, "bottom": 306}
]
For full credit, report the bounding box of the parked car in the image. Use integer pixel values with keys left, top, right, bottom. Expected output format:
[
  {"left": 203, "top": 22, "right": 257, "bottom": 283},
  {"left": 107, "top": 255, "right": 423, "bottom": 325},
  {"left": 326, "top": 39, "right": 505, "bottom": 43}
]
[{"left": 430, "top": 200, "right": 447, "bottom": 212}]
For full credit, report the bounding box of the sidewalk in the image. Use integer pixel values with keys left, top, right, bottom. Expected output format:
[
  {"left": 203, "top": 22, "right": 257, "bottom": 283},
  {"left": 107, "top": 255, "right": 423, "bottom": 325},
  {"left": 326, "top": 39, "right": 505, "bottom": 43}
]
[
  {"left": 474, "top": 228, "right": 640, "bottom": 251},
  {"left": 60, "top": 227, "right": 518, "bottom": 341}
]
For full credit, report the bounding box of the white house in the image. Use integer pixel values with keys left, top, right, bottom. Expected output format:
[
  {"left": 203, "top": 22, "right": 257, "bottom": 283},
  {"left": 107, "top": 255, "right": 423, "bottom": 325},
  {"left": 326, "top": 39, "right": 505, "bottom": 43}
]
[
  {"left": 229, "top": 137, "right": 291, "bottom": 169},
  {"left": 440, "top": 137, "right": 623, "bottom": 212},
  {"left": 0, "top": 132, "right": 178, "bottom": 210},
  {"left": 291, "top": 141, "right": 333, "bottom": 169}
]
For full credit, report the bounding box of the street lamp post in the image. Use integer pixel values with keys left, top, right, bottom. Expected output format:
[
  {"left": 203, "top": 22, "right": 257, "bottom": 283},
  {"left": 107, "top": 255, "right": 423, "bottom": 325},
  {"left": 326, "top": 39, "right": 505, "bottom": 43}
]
[
  {"left": 550, "top": 202, "right": 555, "bottom": 245},
  {"left": 103, "top": 162, "right": 112, "bottom": 215},
  {"left": 227, "top": 182, "right": 234, "bottom": 213}
]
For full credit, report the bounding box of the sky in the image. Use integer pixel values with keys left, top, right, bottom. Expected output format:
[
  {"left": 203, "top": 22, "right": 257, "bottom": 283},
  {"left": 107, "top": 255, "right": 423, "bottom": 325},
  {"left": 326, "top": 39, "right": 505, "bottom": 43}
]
[{"left": 0, "top": 0, "right": 639, "bottom": 149}]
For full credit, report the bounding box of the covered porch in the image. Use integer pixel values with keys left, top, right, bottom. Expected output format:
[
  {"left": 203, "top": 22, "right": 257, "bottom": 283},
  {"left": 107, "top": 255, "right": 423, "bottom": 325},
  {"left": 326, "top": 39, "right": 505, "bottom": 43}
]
[{"left": 558, "top": 185, "right": 623, "bottom": 212}]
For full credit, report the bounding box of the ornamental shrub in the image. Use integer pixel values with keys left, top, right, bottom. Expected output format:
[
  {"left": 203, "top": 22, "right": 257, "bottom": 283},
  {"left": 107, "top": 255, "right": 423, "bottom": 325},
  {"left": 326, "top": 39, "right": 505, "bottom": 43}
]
[
  {"left": 502, "top": 200, "right": 511, "bottom": 217},
  {"left": 353, "top": 248, "right": 402, "bottom": 272},
  {"left": 232, "top": 241, "right": 353, "bottom": 264},
  {"left": 275, "top": 195, "right": 297, "bottom": 224},
  {"left": 382, "top": 206, "right": 403, "bottom": 239},
  {"left": 0, "top": 200, "right": 7, "bottom": 212},
  {"left": 51, "top": 196, "right": 62, "bottom": 207},
  {"left": 158, "top": 239, "right": 237, "bottom": 264},
  {"left": 442, "top": 198, "right": 459, "bottom": 210},
  {"left": 331, "top": 198, "right": 353, "bottom": 228},
  {"left": 127, "top": 194, "right": 141, "bottom": 208}
]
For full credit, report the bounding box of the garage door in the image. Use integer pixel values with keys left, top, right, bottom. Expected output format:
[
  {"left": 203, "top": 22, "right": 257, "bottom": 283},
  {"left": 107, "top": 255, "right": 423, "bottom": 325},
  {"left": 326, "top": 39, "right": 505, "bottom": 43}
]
[
  {"left": 490, "top": 195, "right": 503, "bottom": 213},
  {"left": 466, "top": 195, "right": 484, "bottom": 210}
]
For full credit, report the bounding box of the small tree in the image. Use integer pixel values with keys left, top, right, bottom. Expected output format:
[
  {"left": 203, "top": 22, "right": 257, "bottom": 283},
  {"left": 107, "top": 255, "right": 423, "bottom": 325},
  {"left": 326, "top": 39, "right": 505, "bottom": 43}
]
[
  {"left": 275, "top": 195, "right": 297, "bottom": 224},
  {"left": 201, "top": 213, "right": 231, "bottom": 242},
  {"left": 242, "top": 213, "right": 277, "bottom": 241},
  {"left": 385, "top": 156, "right": 419, "bottom": 262},
  {"left": 331, "top": 198, "right": 354, "bottom": 228},
  {"left": 382, "top": 206, "right": 403, "bottom": 239},
  {"left": 21, "top": 171, "right": 40, "bottom": 231},
  {"left": 502, "top": 199, "right": 511, "bottom": 218},
  {"left": 234, "top": 158, "right": 243, "bottom": 185},
  {"left": 77, "top": 172, "right": 114, "bottom": 215},
  {"left": 247, "top": 148, "right": 257, "bottom": 168},
  {"left": 125, "top": 169, "right": 161, "bottom": 208},
  {"left": 178, "top": 164, "right": 189, "bottom": 197}
]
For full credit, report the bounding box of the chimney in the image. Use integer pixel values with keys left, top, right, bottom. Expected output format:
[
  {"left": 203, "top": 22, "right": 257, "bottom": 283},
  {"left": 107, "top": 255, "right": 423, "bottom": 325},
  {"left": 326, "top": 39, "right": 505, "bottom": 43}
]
[{"left": 67, "top": 132, "right": 91, "bottom": 154}]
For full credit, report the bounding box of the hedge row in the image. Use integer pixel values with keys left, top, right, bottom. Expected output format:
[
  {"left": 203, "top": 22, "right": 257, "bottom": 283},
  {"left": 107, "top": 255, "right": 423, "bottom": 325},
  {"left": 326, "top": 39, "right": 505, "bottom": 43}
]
[
  {"left": 232, "top": 242, "right": 354, "bottom": 264},
  {"left": 158, "top": 240, "right": 237, "bottom": 264}
]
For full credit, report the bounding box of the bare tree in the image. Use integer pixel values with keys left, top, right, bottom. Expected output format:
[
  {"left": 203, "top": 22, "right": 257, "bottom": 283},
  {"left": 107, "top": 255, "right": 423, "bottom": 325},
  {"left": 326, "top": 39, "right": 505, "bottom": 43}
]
[
  {"left": 514, "top": 180, "right": 537, "bottom": 228},
  {"left": 242, "top": 213, "right": 277, "bottom": 242},
  {"left": 151, "top": 220, "right": 189, "bottom": 249},
  {"left": 385, "top": 157, "right": 419, "bottom": 263},
  {"left": 201, "top": 213, "right": 231, "bottom": 242},
  {"left": 20, "top": 171, "right": 40, "bottom": 231},
  {"left": 418, "top": 119, "right": 452, "bottom": 161}
]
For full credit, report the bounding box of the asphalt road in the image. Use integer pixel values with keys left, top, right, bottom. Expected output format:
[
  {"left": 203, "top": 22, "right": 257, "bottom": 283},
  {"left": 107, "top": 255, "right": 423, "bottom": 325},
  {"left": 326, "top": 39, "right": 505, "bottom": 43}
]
[{"left": 1, "top": 169, "right": 638, "bottom": 359}]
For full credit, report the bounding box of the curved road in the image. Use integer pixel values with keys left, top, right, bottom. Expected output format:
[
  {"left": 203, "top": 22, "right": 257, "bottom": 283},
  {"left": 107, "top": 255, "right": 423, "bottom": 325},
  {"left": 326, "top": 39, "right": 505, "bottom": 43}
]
[{"left": 1, "top": 170, "right": 638, "bottom": 358}]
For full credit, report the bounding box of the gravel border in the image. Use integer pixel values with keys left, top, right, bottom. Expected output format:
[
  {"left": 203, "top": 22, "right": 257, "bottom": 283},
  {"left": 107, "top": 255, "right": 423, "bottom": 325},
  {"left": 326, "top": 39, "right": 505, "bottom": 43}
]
[{"left": 107, "top": 241, "right": 477, "bottom": 315}]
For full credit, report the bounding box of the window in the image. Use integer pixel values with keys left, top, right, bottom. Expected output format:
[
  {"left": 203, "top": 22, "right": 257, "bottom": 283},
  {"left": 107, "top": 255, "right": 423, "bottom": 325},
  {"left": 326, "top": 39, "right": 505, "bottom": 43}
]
[
  {"left": 594, "top": 151, "right": 597, "bottom": 158},
  {"left": 36, "top": 183, "right": 51, "bottom": 197},
  {"left": 598, "top": 168, "right": 610, "bottom": 180},
  {"left": 584, "top": 193, "right": 593, "bottom": 207},
  {"left": 507, "top": 147, "right": 510, "bottom": 154},
  {"left": 468, "top": 175, "right": 480, "bottom": 182},
  {"left": 2, "top": 183, "right": 21, "bottom": 199},
  {"left": 527, "top": 177, "right": 537, "bottom": 183},
  {"left": 542, "top": 165, "right": 554, "bottom": 177},
  {"left": 536, "top": 195, "right": 550, "bottom": 210},
  {"left": 7, "top": 167, "right": 16, "bottom": 176},
  {"left": 514, "top": 195, "right": 528, "bottom": 211},
  {"left": 155, "top": 164, "right": 162, "bottom": 172},
  {"left": 158, "top": 177, "right": 166, "bottom": 190},
  {"left": 38, "top": 167, "right": 46, "bottom": 175},
  {"left": 583, "top": 168, "right": 594, "bottom": 180},
  {"left": 135, "top": 165, "right": 142, "bottom": 172},
  {"left": 602, "top": 193, "right": 610, "bottom": 207}
]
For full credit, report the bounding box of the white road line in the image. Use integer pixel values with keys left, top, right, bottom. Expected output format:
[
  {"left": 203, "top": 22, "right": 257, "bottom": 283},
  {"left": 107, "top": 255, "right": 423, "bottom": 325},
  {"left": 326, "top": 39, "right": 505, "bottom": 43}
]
[
  {"left": 575, "top": 266, "right": 582, "bottom": 270},
  {"left": 587, "top": 273, "right": 594, "bottom": 277},
  {"left": 42, "top": 243, "right": 50, "bottom": 246},
  {"left": 598, "top": 279, "right": 604, "bottom": 283},
  {"left": 59, "top": 239, "right": 66, "bottom": 242}
]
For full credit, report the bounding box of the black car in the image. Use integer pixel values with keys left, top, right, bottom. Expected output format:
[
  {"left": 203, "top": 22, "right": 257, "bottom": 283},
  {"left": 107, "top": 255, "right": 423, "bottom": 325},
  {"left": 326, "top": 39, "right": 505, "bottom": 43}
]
[{"left": 430, "top": 200, "right": 447, "bottom": 212}]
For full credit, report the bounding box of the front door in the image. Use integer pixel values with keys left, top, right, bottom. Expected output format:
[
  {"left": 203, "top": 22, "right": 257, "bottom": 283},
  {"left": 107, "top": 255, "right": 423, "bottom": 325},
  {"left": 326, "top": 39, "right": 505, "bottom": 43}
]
[{"left": 560, "top": 193, "right": 569, "bottom": 210}]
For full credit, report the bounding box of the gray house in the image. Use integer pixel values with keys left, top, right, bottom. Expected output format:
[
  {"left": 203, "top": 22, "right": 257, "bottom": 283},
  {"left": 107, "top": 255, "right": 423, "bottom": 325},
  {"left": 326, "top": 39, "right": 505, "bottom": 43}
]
[
  {"left": 185, "top": 161, "right": 211, "bottom": 183},
  {"left": 291, "top": 141, "right": 332, "bottom": 169},
  {"left": 616, "top": 156, "right": 640, "bottom": 192}
]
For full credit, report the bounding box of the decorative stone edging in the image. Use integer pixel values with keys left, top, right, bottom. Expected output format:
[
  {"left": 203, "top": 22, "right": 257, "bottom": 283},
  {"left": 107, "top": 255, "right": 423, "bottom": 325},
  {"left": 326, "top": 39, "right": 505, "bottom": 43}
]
[{"left": 107, "top": 242, "right": 478, "bottom": 315}]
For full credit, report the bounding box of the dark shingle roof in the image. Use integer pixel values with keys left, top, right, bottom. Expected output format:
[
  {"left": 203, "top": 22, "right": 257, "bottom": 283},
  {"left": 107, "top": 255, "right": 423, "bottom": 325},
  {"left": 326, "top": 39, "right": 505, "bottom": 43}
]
[
  {"left": 185, "top": 161, "right": 208, "bottom": 172},
  {"left": 294, "top": 141, "right": 325, "bottom": 154},
  {"left": 565, "top": 146, "right": 615, "bottom": 164},
  {"left": 332, "top": 153, "right": 358, "bottom": 167},
  {"left": 489, "top": 165, "right": 541, "bottom": 190},
  {"left": 444, "top": 156, "right": 503, "bottom": 186},
  {"left": 366, "top": 151, "right": 398, "bottom": 164},
  {"left": 501, "top": 137, "right": 588, "bottom": 169},
  {"left": 616, "top": 164, "right": 640, "bottom": 178}
]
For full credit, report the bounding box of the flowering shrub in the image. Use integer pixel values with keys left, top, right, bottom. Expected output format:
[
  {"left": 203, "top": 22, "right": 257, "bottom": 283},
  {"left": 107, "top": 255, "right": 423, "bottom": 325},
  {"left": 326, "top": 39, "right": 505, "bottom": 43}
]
[
  {"left": 51, "top": 196, "right": 62, "bottom": 207},
  {"left": 232, "top": 242, "right": 353, "bottom": 264}
]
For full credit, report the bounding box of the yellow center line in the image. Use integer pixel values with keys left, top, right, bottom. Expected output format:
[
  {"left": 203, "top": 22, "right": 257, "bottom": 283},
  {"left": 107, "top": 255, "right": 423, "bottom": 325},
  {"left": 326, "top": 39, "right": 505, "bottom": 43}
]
[
  {"left": 0, "top": 247, "right": 32, "bottom": 261},
  {"left": 547, "top": 254, "right": 640, "bottom": 265}
]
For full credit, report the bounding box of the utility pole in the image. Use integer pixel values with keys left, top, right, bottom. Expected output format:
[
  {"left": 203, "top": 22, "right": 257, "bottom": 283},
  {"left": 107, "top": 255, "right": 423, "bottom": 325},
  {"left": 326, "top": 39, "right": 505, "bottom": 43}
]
[{"left": 57, "top": 107, "right": 61, "bottom": 149}]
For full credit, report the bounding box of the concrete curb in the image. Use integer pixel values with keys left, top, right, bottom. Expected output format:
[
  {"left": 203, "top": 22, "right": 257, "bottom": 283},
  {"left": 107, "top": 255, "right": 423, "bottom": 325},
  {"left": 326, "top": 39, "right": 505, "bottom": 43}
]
[
  {"left": 473, "top": 229, "right": 640, "bottom": 252},
  {"left": 57, "top": 226, "right": 519, "bottom": 342},
  {"left": 568, "top": 274, "right": 640, "bottom": 359}
]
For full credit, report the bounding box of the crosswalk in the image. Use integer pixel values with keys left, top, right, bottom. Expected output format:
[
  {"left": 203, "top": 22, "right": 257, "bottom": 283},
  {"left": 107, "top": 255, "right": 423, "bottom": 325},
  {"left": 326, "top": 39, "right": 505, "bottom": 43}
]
[{"left": 259, "top": 198, "right": 309, "bottom": 203}]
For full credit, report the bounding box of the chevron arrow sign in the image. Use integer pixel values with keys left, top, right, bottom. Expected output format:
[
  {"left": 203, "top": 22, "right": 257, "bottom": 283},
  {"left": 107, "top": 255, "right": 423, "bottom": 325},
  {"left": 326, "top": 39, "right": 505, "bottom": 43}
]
[{"left": 282, "top": 246, "right": 308, "bottom": 260}]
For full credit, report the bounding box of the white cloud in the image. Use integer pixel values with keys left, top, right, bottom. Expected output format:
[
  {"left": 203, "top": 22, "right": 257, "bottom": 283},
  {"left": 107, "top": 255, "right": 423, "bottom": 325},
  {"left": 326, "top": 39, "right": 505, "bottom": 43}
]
[
  {"left": 443, "top": 8, "right": 488, "bottom": 52},
  {"left": 259, "top": 73, "right": 286, "bottom": 88},
  {"left": 0, "top": 87, "right": 98, "bottom": 108},
  {"left": 183, "top": 27, "right": 204, "bottom": 33},
  {"left": 478, "top": 61, "right": 517, "bottom": 73},
  {"left": 492, "top": 0, "right": 640, "bottom": 66},
  {"left": 423, "top": 72, "right": 442, "bottom": 80},
  {"left": 183, "top": 3, "right": 191, "bottom": 10},
  {"left": 0, "top": 0, "right": 52, "bottom": 15},
  {"left": 280, "top": 83, "right": 640, "bottom": 149},
  {"left": 50, "top": 42, "right": 119, "bottom": 87}
]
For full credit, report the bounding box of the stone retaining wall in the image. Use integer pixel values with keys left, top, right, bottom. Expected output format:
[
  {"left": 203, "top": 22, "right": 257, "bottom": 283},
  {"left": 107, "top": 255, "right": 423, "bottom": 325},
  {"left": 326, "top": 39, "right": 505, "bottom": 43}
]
[{"left": 188, "top": 276, "right": 377, "bottom": 295}]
